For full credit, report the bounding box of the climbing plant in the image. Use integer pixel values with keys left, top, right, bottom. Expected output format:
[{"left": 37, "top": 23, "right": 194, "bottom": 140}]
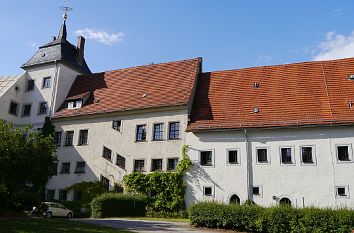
[{"left": 123, "top": 145, "right": 192, "bottom": 212}]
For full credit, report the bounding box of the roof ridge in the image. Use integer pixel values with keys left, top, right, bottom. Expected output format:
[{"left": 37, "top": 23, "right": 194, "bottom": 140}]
[
  {"left": 92, "top": 57, "right": 201, "bottom": 75},
  {"left": 205, "top": 57, "right": 354, "bottom": 74}
]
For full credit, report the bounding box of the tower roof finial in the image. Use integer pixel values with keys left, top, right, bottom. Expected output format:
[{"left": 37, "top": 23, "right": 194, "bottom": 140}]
[{"left": 58, "top": 2, "right": 73, "bottom": 40}]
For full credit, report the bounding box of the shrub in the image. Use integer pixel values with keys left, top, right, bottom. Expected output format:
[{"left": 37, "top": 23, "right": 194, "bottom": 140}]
[
  {"left": 146, "top": 210, "right": 188, "bottom": 219},
  {"left": 189, "top": 202, "right": 354, "bottom": 233},
  {"left": 91, "top": 193, "right": 147, "bottom": 218},
  {"left": 60, "top": 201, "right": 90, "bottom": 218}
]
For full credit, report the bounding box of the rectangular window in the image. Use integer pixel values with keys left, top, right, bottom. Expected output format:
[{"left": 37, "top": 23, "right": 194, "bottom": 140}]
[
  {"left": 101, "top": 175, "right": 110, "bottom": 190},
  {"left": 67, "top": 99, "right": 82, "bottom": 109},
  {"left": 134, "top": 160, "right": 145, "bottom": 172},
  {"left": 42, "top": 77, "right": 51, "bottom": 88},
  {"left": 112, "top": 120, "right": 121, "bottom": 131},
  {"left": 301, "top": 146, "right": 314, "bottom": 163},
  {"left": 253, "top": 186, "right": 260, "bottom": 195},
  {"left": 46, "top": 189, "right": 55, "bottom": 201},
  {"left": 151, "top": 159, "right": 163, "bottom": 171},
  {"left": 116, "top": 154, "right": 126, "bottom": 170},
  {"left": 26, "top": 80, "right": 35, "bottom": 91},
  {"left": 257, "top": 148, "right": 268, "bottom": 163},
  {"left": 281, "top": 147, "right": 293, "bottom": 164},
  {"left": 73, "top": 191, "right": 82, "bottom": 201},
  {"left": 64, "top": 131, "right": 74, "bottom": 146},
  {"left": 52, "top": 162, "right": 58, "bottom": 176},
  {"left": 336, "top": 186, "right": 349, "bottom": 198},
  {"left": 102, "top": 146, "right": 112, "bottom": 161},
  {"left": 337, "top": 146, "right": 350, "bottom": 161},
  {"left": 136, "top": 125, "right": 146, "bottom": 141},
  {"left": 169, "top": 122, "right": 180, "bottom": 140},
  {"left": 75, "top": 161, "right": 86, "bottom": 173},
  {"left": 59, "top": 189, "right": 67, "bottom": 201},
  {"left": 153, "top": 123, "right": 164, "bottom": 141},
  {"left": 22, "top": 104, "right": 31, "bottom": 117},
  {"left": 60, "top": 162, "right": 70, "bottom": 174},
  {"left": 9, "top": 101, "right": 18, "bottom": 116},
  {"left": 203, "top": 187, "right": 213, "bottom": 196},
  {"left": 38, "top": 102, "right": 48, "bottom": 115},
  {"left": 78, "top": 129, "right": 88, "bottom": 145},
  {"left": 201, "top": 151, "right": 213, "bottom": 166},
  {"left": 228, "top": 150, "right": 238, "bottom": 164},
  {"left": 167, "top": 158, "right": 179, "bottom": 171},
  {"left": 54, "top": 132, "right": 62, "bottom": 147}
]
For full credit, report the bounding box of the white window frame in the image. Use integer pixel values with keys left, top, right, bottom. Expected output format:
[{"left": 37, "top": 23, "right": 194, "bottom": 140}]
[
  {"left": 252, "top": 185, "right": 263, "bottom": 197},
  {"left": 203, "top": 186, "right": 214, "bottom": 197},
  {"left": 279, "top": 146, "right": 295, "bottom": 165},
  {"left": 335, "top": 185, "right": 350, "bottom": 199},
  {"left": 199, "top": 149, "right": 215, "bottom": 167},
  {"left": 300, "top": 145, "right": 317, "bottom": 166},
  {"left": 335, "top": 144, "right": 353, "bottom": 163},
  {"left": 255, "top": 147, "right": 270, "bottom": 165},
  {"left": 42, "top": 76, "right": 51, "bottom": 88},
  {"left": 226, "top": 148, "right": 240, "bottom": 166}
]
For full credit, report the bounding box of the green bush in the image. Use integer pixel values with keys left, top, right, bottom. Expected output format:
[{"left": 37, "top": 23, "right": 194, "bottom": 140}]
[
  {"left": 91, "top": 193, "right": 147, "bottom": 218},
  {"left": 59, "top": 201, "right": 90, "bottom": 218},
  {"left": 189, "top": 202, "right": 354, "bottom": 233},
  {"left": 146, "top": 210, "right": 188, "bottom": 219}
]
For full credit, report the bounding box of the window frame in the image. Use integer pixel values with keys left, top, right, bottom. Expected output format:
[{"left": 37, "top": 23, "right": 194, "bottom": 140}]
[
  {"left": 300, "top": 145, "right": 317, "bottom": 165},
  {"left": 59, "top": 189, "right": 67, "bottom": 201},
  {"left": 136, "top": 124, "right": 147, "bottom": 142},
  {"left": 112, "top": 120, "right": 122, "bottom": 132},
  {"left": 203, "top": 186, "right": 213, "bottom": 197},
  {"left": 167, "top": 158, "right": 179, "bottom": 171},
  {"left": 42, "top": 76, "right": 51, "bottom": 88},
  {"left": 22, "top": 103, "right": 32, "bottom": 117},
  {"left": 279, "top": 146, "right": 295, "bottom": 165},
  {"left": 116, "top": 154, "right": 126, "bottom": 170},
  {"left": 54, "top": 131, "right": 62, "bottom": 147},
  {"left": 226, "top": 148, "right": 240, "bottom": 166},
  {"left": 78, "top": 129, "right": 89, "bottom": 146},
  {"left": 336, "top": 144, "right": 353, "bottom": 163},
  {"left": 200, "top": 150, "right": 214, "bottom": 167},
  {"left": 100, "top": 175, "right": 110, "bottom": 191},
  {"left": 133, "top": 159, "right": 145, "bottom": 172},
  {"left": 60, "top": 162, "right": 70, "bottom": 174},
  {"left": 151, "top": 158, "right": 163, "bottom": 171},
  {"left": 38, "top": 101, "right": 48, "bottom": 115},
  {"left": 46, "top": 189, "right": 55, "bottom": 201},
  {"left": 64, "top": 131, "right": 74, "bottom": 146},
  {"left": 252, "top": 185, "right": 263, "bottom": 197},
  {"left": 26, "top": 79, "right": 35, "bottom": 92},
  {"left": 256, "top": 147, "right": 270, "bottom": 164},
  {"left": 102, "top": 146, "right": 112, "bottom": 161},
  {"left": 75, "top": 161, "right": 86, "bottom": 174},
  {"left": 168, "top": 121, "right": 180, "bottom": 140},
  {"left": 9, "top": 100, "right": 19, "bottom": 116},
  {"left": 335, "top": 185, "right": 350, "bottom": 199},
  {"left": 152, "top": 123, "right": 164, "bottom": 141}
]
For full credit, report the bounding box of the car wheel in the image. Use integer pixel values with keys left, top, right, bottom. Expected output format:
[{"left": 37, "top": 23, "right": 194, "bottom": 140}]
[
  {"left": 67, "top": 212, "right": 73, "bottom": 219},
  {"left": 46, "top": 212, "right": 52, "bottom": 218}
]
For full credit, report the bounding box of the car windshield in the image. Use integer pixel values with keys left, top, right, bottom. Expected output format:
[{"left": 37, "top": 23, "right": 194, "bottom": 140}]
[{"left": 57, "top": 204, "right": 65, "bottom": 209}]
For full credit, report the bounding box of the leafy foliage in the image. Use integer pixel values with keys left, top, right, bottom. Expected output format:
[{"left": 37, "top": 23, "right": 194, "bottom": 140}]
[
  {"left": 0, "top": 120, "right": 56, "bottom": 210},
  {"left": 189, "top": 202, "right": 354, "bottom": 233},
  {"left": 65, "top": 181, "right": 107, "bottom": 204},
  {"left": 91, "top": 193, "right": 147, "bottom": 218},
  {"left": 123, "top": 145, "right": 192, "bottom": 213}
]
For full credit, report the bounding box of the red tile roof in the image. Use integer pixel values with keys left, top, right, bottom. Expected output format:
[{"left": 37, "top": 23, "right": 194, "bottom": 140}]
[
  {"left": 54, "top": 58, "right": 201, "bottom": 118},
  {"left": 187, "top": 57, "right": 354, "bottom": 131}
]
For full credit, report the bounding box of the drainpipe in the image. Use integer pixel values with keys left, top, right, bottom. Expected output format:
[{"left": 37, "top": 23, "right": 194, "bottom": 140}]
[
  {"left": 244, "top": 129, "right": 252, "bottom": 201},
  {"left": 49, "top": 60, "right": 59, "bottom": 117}
]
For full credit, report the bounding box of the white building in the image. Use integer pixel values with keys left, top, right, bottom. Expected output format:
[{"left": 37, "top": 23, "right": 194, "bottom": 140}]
[{"left": 2, "top": 14, "right": 354, "bottom": 208}]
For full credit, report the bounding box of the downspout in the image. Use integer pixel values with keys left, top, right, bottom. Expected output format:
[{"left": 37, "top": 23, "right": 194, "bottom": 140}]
[
  {"left": 49, "top": 60, "right": 59, "bottom": 117},
  {"left": 244, "top": 129, "right": 252, "bottom": 201}
]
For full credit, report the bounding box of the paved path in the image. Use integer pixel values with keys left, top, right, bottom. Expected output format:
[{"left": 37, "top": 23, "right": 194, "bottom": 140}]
[{"left": 74, "top": 218, "right": 230, "bottom": 233}]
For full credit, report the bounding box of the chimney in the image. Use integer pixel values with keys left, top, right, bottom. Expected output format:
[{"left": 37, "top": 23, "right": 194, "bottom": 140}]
[
  {"left": 77, "top": 36, "right": 85, "bottom": 65},
  {"left": 52, "top": 36, "right": 56, "bottom": 41}
]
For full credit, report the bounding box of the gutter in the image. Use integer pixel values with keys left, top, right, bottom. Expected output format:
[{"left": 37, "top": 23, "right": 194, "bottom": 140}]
[{"left": 244, "top": 129, "right": 252, "bottom": 201}]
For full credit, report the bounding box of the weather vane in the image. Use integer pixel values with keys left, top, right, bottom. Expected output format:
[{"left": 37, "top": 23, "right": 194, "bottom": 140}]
[{"left": 60, "top": 0, "right": 73, "bottom": 21}]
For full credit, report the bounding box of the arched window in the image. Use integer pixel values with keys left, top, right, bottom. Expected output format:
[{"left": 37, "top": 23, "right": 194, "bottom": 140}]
[
  {"left": 229, "top": 194, "right": 240, "bottom": 204},
  {"left": 279, "top": 197, "right": 291, "bottom": 206}
]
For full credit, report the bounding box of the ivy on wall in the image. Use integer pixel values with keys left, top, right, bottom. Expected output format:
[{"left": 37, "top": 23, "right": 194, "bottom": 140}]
[{"left": 123, "top": 145, "right": 192, "bottom": 212}]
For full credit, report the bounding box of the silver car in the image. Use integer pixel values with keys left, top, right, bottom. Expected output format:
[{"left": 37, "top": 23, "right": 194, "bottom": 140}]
[{"left": 43, "top": 202, "right": 73, "bottom": 218}]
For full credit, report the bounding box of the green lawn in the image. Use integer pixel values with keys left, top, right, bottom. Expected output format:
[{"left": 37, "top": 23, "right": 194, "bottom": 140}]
[{"left": 0, "top": 218, "right": 132, "bottom": 233}]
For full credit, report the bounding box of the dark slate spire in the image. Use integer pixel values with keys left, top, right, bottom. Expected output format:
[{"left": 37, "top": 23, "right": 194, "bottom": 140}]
[{"left": 58, "top": 13, "right": 67, "bottom": 40}]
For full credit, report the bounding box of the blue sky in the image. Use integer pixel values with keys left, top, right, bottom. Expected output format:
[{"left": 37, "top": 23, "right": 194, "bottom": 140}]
[{"left": 1, "top": 1, "right": 353, "bottom": 75}]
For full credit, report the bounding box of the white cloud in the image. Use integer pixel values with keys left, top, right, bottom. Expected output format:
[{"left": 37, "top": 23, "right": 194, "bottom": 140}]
[
  {"left": 75, "top": 28, "right": 125, "bottom": 45},
  {"left": 313, "top": 31, "right": 354, "bottom": 61},
  {"left": 257, "top": 55, "right": 272, "bottom": 63}
]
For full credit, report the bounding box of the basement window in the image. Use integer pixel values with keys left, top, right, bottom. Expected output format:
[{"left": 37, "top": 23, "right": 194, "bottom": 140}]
[
  {"left": 67, "top": 99, "right": 83, "bottom": 109},
  {"left": 203, "top": 187, "right": 213, "bottom": 196},
  {"left": 336, "top": 186, "right": 349, "bottom": 198}
]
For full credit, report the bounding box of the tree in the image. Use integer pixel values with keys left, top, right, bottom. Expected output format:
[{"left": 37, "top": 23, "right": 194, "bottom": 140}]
[{"left": 0, "top": 120, "right": 56, "bottom": 210}]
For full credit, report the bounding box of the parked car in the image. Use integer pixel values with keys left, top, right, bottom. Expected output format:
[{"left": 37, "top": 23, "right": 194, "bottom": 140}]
[{"left": 42, "top": 202, "right": 73, "bottom": 218}]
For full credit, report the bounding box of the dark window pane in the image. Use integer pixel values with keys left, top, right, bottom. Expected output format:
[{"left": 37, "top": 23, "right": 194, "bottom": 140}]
[
  {"left": 201, "top": 151, "right": 212, "bottom": 166},
  {"left": 23, "top": 104, "right": 31, "bottom": 117},
  {"left": 64, "top": 131, "right": 74, "bottom": 146},
  {"left": 102, "top": 147, "right": 112, "bottom": 161},
  {"left": 26, "top": 80, "right": 34, "bottom": 91},
  {"left": 337, "top": 187, "right": 346, "bottom": 196},
  {"left": 78, "top": 130, "right": 88, "bottom": 145},
  {"left": 101, "top": 175, "right": 110, "bottom": 190},
  {"left": 136, "top": 125, "right": 146, "bottom": 141},
  {"left": 9, "top": 101, "right": 18, "bottom": 115},
  {"left": 116, "top": 154, "right": 126, "bottom": 170},
  {"left": 75, "top": 162, "right": 85, "bottom": 173},
  {"left": 153, "top": 123, "right": 164, "bottom": 140},
  {"left": 169, "top": 122, "right": 180, "bottom": 140},
  {"left": 338, "top": 146, "right": 350, "bottom": 161},
  {"left": 38, "top": 102, "right": 48, "bottom": 115},
  {"left": 42, "top": 77, "right": 51, "bottom": 88},
  {"left": 228, "top": 150, "right": 238, "bottom": 164},
  {"left": 112, "top": 120, "right": 121, "bottom": 131},
  {"left": 134, "top": 160, "right": 145, "bottom": 171},
  {"left": 52, "top": 163, "right": 58, "bottom": 176},
  {"left": 281, "top": 148, "right": 292, "bottom": 164},
  {"left": 151, "top": 159, "right": 163, "bottom": 171},
  {"left": 257, "top": 149, "right": 268, "bottom": 163},
  {"left": 46, "top": 190, "right": 55, "bottom": 201},
  {"left": 54, "top": 132, "right": 62, "bottom": 147},
  {"left": 301, "top": 147, "right": 313, "bottom": 163},
  {"left": 61, "top": 162, "right": 70, "bottom": 174},
  {"left": 73, "top": 191, "right": 82, "bottom": 201},
  {"left": 59, "top": 190, "right": 67, "bottom": 201},
  {"left": 204, "top": 187, "right": 212, "bottom": 196},
  {"left": 253, "top": 187, "right": 260, "bottom": 195},
  {"left": 167, "top": 158, "right": 178, "bottom": 171}
]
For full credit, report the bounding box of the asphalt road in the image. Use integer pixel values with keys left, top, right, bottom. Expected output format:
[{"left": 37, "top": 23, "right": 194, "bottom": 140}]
[{"left": 74, "top": 218, "right": 231, "bottom": 233}]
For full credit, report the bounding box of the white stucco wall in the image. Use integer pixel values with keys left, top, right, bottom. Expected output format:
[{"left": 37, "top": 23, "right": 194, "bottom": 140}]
[
  {"left": 47, "top": 108, "right": 188, "bottom": 200},
  {"left": 185, "top": 126, "right": 354, "bottom": 208}
]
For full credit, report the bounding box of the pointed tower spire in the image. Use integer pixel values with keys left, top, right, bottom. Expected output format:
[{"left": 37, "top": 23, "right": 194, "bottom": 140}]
[{"left": 58, "top": 4, "right": 72, "bottom": 40}]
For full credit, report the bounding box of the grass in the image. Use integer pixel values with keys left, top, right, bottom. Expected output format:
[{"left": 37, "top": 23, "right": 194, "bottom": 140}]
[
  {"left": 0, "top": 218, "right": 132, "bottom": 233},
  {"left": 121, "top": 216, "right": 189, "bottom": 223}
]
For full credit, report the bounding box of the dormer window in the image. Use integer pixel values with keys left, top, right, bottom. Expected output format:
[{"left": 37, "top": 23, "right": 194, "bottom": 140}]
[{"left": 67, "top": 99, "right": 83, "bottom": 109}]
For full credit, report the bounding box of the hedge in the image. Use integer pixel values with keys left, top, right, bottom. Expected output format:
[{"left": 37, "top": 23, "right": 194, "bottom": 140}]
[
  {"left": 189, "top": 202, "right": 354, "bottom": 233},
  {"left": 59, "top": 201, "right": 90, "bottom": 218},
  {"left": 91, "top": 193, "right": 147, "bottom": 218}
]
